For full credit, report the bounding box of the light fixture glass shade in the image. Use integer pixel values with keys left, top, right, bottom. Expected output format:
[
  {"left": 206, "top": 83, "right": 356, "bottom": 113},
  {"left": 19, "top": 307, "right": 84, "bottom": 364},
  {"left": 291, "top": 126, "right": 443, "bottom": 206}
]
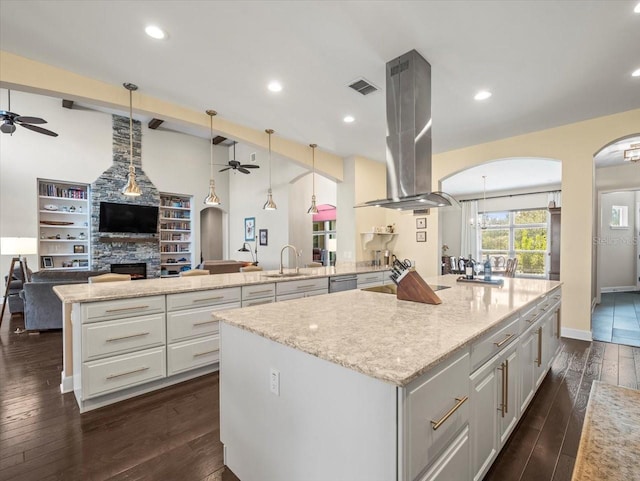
[
  {"left": 204, "top": 180, "right": 220, "bottom": 205},
  {"left": 263, "top": 188, "right": 277, "bottom": 210},
  {"left": 122, "top": 165, "right": 142, "bottom": 196},
  {"left": 307, "top": 194, "right": 318, "bottom": 214},
  {"left": 263, "top": 129, "right": 277, "bottom": 210},
  {"left": 623, "top": 144, "right": 640, "bottom": 162}
]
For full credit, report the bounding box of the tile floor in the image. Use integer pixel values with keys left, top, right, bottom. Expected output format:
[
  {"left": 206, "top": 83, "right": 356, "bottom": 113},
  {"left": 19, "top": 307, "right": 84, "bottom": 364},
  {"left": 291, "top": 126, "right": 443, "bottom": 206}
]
[{"left": 592, "top": 291, "right": 640, "bottom": 347}]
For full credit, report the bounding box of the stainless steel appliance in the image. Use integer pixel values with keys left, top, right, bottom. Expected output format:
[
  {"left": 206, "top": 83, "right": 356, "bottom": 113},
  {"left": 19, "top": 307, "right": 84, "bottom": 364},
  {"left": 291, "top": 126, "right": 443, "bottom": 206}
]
[{"left": 329, "top": 274, "right": 357, "bottom": 293}]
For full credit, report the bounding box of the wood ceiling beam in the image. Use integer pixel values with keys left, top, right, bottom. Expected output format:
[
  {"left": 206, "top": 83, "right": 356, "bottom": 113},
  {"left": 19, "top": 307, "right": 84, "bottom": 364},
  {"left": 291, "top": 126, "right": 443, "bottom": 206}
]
[{"left": 212, "top": 136, "right": 227, "bottom": 145}]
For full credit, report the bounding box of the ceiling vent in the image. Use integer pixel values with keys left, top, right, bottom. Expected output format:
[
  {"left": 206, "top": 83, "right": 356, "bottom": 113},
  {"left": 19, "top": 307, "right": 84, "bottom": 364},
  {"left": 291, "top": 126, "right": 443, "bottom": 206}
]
[{"left": 348, "top": 78, "right": 378, "bottom": 96}]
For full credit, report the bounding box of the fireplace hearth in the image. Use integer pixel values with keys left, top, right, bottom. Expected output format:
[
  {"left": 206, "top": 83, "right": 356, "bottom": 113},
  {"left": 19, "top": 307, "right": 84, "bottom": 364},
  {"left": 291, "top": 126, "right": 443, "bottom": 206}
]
[{"left": 111, "top": 262, "right": 147, "bottom": 280}]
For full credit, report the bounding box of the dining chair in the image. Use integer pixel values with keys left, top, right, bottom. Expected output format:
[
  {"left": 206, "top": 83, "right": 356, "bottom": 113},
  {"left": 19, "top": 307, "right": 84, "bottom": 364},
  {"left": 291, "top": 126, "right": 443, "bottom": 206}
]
[
  {"left": 179, "top": 269, "right": 210, "bottom": 277},
  {"left": 505, "top": 258, "right": 518, "bottom": 278},
  {"left": 88, "top": 273, "right": 132, "bottom": 283}
]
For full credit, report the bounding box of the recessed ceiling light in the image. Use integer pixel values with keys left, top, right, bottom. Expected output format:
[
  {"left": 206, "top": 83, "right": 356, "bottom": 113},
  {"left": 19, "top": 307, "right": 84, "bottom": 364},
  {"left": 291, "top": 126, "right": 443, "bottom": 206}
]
[
  {"left": 268, "top": 81, "right": 283, "bottom": 92},
  {"left": 343, "top": 115, "right": 355, "bottom": 123},
  {"left": 634, "top": 2, "right": 640, "bottom": 13},
  {"left": 145, "top": 25, "right": 167, "bottom": 40},
  {"left": 632, "top": 68, "right": 640, "bottom": 77},
  {"left": 474, "top": 90, "right": 492, "bottom": 101}
]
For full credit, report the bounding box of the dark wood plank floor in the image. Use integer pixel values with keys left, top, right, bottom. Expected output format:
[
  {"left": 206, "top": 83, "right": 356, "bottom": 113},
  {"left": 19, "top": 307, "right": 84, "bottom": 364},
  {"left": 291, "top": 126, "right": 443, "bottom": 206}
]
[{"left": 2, "top": 309, "right": 639, "bottom": 481}]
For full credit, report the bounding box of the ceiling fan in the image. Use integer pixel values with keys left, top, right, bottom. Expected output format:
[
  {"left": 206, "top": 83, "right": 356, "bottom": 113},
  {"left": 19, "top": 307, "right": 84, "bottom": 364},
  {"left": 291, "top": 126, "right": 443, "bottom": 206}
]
[
  {"left": 217, "top": 142, "right": 259, "bottom": 174},
  {"left": 0, "top": 90, "right": 59, "bottom": 137}
]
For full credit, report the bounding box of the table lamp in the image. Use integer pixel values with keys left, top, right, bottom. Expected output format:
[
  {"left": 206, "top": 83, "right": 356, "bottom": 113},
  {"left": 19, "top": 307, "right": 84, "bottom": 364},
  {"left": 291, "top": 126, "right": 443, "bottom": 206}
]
[{"left": 1, "top": 237, "right": 38, "bottom": 324}]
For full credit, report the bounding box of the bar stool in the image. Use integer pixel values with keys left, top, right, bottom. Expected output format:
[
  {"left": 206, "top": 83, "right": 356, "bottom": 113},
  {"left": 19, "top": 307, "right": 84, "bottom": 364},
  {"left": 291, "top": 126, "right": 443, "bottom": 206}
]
[
  {"left": 88, "top": 273, "right": 132, "bottom": 283},
  {"left": 179, "top": 269, "right": 210, "bottom": 277}
]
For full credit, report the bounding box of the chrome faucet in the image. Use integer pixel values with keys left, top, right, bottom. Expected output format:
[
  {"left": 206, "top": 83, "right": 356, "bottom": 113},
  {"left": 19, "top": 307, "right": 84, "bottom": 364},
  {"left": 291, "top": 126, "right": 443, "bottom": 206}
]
[{"left": 279, "top": 244, "right": 299, "bottom": 274}]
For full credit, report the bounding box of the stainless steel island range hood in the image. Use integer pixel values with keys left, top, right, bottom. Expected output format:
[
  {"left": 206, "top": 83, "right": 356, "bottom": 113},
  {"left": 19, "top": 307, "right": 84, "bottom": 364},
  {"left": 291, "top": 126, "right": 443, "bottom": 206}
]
[{"left": 358, "top": 49, "right": 454, "bottom": 211}]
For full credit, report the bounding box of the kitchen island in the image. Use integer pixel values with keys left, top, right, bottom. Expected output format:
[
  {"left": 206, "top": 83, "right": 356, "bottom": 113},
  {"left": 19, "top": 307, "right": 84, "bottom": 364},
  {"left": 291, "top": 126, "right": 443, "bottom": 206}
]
[
  {"left": 215, "top": 275, "right": 562, "bottom": 481},
  {"left": 53, "top": 265, "right": 390, "bottom": 411}
]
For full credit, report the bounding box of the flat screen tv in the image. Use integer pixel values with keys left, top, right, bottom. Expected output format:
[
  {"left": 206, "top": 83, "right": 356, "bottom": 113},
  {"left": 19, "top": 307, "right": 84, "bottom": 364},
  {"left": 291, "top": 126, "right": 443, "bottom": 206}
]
[{"left": 99, "top": 202, "right": 159, "bottom": 234}]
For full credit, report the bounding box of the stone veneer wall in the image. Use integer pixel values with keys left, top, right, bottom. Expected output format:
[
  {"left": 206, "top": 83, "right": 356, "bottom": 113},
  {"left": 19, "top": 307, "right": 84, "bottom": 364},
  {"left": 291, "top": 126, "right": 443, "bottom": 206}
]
[{"left": 90, "top": 115, "right": 161, "bottom": 277}]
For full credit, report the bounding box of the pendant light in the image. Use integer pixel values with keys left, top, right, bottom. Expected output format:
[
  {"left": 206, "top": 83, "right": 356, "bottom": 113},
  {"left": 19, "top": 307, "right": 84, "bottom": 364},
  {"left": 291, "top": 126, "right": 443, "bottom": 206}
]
[
  {"left": 480, "top": 175, "right": 487, "bottom": 229},
  {"left": 204, "top": 110, "right": 221, "bottom": 205},
  {"left": 307, "top": 143, "right": 319, "bottom": 214},
  {"left": 263, "top": 129, "right": 277, "bottom": 210},
  {"left": 122, "top": 83, "right": 142, "bottom": 196}
]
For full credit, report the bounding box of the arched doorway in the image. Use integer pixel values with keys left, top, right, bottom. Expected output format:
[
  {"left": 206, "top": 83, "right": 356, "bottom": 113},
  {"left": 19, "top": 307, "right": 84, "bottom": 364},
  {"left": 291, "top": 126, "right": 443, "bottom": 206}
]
[{"left": 200, "top": 207, "right": 223, "bottom": 262}]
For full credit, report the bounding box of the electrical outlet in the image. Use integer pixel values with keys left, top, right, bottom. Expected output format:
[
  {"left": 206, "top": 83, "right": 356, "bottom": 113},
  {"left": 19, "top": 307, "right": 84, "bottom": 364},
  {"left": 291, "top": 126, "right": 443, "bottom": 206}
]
[
  {"left": 250, "top": 152, "right": 257, "bottom": 162},
  {"left": 270, "top": 368, "right": 280, "bottom": 396}
]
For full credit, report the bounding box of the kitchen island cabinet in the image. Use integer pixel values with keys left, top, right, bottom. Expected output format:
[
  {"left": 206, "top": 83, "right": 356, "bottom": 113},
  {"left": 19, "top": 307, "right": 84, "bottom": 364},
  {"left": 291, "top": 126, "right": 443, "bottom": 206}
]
[{"left": 215, "top": 275, "right": 562, "bottom": 481}]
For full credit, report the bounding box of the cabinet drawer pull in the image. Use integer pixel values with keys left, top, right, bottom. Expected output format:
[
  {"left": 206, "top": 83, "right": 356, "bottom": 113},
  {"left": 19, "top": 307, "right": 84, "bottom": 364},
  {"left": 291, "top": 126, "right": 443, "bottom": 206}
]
[
  {"left": 556, "top": 311, "right": 561, "bottom": 339},
  {"left": 430, "top": 396, "right": 468, "bottom": 431},
  {"left": 296, "top": 284, "right": 316, "bottom": 289},
  {"left": 106, "top": 332, "right": 150, "bottom": 342},
  {"left": 193, "top": 320, "right": 217, "bottom": 327},
  {"left": 494, "top": 333, "right": 514, "bottom": 348},
  {"left": 246, "top": 300, "right": 273, "bottom": 306},
  {"left": 106, "top": 366, "right": 149, "bottom": 380},
  {"left": 248, "top": 289, "right": 272, "bottom": 295},
  {"left": 105, "top": 305, "right": 149, "bottom": 313},
  {"left": 526, "top": 314, "right": 539, "bottom": 324},
  {"left": 505, "top": 358, "right": 509, "bottom": 414},
  {"left": 194, "top": 349, "right": 218, "bottom": 358},
  {"left": 498, "top": 361, "right": 506, "bottom": 417},
  {"left": 192, "top": 296, "right": 224, "bottom": 303}
]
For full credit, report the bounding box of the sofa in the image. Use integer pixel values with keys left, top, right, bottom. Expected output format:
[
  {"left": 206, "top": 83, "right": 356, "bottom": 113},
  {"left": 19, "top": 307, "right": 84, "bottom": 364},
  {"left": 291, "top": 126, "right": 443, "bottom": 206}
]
[
  {"left": 3, "top": 265, "right": 32, "bottom": 314},
  {"left": 20, "top": 270, "right": 102, "bottom": 331}
]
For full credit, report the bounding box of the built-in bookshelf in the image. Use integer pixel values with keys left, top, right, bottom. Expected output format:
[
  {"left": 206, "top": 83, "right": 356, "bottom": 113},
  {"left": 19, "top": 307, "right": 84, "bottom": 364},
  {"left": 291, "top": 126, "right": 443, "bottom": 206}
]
[
  {"left": 159, "top": 193, "right": 193, "bottom": 277},
  {"left": 38, "top": 179, "right": 90, "bottom": 271}
]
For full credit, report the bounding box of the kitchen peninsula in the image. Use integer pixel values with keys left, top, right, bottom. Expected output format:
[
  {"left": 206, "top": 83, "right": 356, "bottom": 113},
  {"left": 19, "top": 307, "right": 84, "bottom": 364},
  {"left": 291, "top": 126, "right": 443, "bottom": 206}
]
[
  {"left": 53, "top": 265, "right": 391, "bottom": 411},
  {"left": 215, "top": 275, "right": 562, "bottom": 481}
]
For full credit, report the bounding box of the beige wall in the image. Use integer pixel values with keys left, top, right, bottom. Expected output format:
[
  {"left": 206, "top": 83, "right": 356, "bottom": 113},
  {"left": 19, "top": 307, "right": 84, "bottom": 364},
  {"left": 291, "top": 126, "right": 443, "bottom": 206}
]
[{"left": 425, "top": 109, "right": 640, "bottom": 337}]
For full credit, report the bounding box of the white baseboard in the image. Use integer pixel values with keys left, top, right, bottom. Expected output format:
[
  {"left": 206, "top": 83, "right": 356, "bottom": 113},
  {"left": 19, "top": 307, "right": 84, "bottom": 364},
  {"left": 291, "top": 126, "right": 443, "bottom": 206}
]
[
  {"left": 561, "top": 327, "right": 592, "bottom": 342},
  {"left": 60, "top": 372, "right": 74, "bottom": 393},
  {"left": 601, "top": 286, "right": 637, "bottom": 293}
]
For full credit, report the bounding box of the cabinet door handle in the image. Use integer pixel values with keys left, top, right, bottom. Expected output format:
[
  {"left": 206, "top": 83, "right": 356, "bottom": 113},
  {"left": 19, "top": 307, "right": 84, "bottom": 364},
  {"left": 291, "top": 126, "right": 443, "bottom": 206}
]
[
  {"left": 192, "top": 296, "right": 224, "bottom": 303},
  {"left": 430, "top": 396, "right": 468, "bottom": 431},
  {"left": 106, "top": 366, "right": 149, "bottom": 380},
  {"left": 498, "top": 362, "right": 507, "bottom": 417},
  {"left": 106, "top": 332, "right": 149, "bottom": 342},
  {"left": 194, "top": 350, "right": 218, "bottom": 358},
  {"left": 556, "top": 310, "right": 561, "bottom": 339},
  {"left": 526, "top": 314, "right": 539, "bottom": 324},
  {"left": 193, "top": 320, "right": 217, "bottom": 327},
  {"left": 505, "top": 358, "right": 509, "bottom": 414},
  {"left": 494, "top": 333, "right": 514, "bottom": 348},
  {"left": 536, "top": 327, "right": 543, "bottom": 367},
  {"left": 105, "top": 305, "right": 149, "bottom": 313}
]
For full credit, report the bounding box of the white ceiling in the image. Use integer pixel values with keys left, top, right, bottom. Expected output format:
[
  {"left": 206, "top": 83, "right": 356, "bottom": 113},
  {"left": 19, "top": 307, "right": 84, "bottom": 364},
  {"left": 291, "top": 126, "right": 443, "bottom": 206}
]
[
  {"left": 593, "top": 135, "right": 640, "bottom": 168},
  {"left": 1, "top": 1, "right": 639, "bottom": 164},
  {"left": 441, "top": 158, "right": 562, "bottom": 197}
]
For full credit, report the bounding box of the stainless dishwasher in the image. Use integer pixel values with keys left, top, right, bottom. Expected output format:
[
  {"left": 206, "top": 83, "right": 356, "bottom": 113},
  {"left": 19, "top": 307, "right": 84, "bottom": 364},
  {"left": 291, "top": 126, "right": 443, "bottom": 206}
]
[{"left": 328, "top": 274, "right": 357, "bottom": 293}]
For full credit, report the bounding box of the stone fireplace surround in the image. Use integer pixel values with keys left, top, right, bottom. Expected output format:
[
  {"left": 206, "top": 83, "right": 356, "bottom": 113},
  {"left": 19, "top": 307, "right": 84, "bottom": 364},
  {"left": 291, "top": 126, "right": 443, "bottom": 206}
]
[{"left": 90, "top": 115, "right": 162, "bottom": 278}]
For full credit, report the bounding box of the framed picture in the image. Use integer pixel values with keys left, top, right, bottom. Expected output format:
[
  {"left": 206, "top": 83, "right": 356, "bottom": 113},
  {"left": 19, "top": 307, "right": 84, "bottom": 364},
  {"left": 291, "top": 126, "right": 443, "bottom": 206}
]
[
  {"left": 42, "top": 256, "right": 54, "bottom": 268},
  {"left": 416, "top": 217, "right": 427, "bottom": 229},
  {"left": 244, "top": 217, "right": 256, "bottom": 241},
  {"left": 73, "top": 244, "right": 85, "bottom": 253},
  {"left": 259, "top": 229, "right": 268, "bottom": 246},
  {"left": 416, "top": 231, "right": 427, "bottom": 243}
]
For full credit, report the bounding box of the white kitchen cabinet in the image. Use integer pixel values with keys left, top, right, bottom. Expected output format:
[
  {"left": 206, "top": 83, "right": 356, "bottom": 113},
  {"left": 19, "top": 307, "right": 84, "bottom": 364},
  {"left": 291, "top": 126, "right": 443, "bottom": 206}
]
[
  {"left": 419, "top": 426, "right": 470, "bottom": 481},
  {"left": 470, "top": 334, "right": 519, "bottom": 481},
  {"left": 519, "top": 318, "right": 539, "bottom": 414},
  {"left": 275, "top": 277, "right": 328, "bottom": 301},
  {"left": 357, "top": 271, "right": 385, "bottom": 288},
  {"left": 241, "top": 283, "right": 275, "bottom": 307}
]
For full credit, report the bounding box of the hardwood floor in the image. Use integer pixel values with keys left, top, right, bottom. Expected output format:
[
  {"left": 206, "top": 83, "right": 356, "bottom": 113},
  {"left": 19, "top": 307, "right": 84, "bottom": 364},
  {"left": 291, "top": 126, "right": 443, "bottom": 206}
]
[{"left": 2, "top": 308, "right": 639, "bottom": 481}]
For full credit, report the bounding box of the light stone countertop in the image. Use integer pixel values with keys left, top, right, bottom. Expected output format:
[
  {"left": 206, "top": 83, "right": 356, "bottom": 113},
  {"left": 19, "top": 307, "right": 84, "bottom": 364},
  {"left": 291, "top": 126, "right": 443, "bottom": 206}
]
[
  {"left": 53, "top": 265, "right": 389, "bottom": 303},
  {"left": 213, "top": 274, "right": 562, "bottom": 386},
  {"left": 572, "top": 381, "right": 640, "bottom": 481}
]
